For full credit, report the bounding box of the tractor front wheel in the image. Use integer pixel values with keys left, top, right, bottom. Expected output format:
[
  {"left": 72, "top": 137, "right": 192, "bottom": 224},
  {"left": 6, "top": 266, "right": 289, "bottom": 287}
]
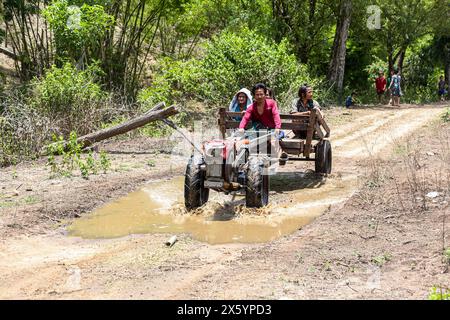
[
  {"left": 246, "top": 156, "right": 269, "bottom": 208},
  {"left": 184, "top": 155, "right": 209, "bottom": 210}
]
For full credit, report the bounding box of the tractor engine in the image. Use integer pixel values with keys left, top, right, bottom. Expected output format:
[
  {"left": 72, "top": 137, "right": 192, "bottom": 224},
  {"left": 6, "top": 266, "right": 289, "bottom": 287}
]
[
  {"left": 203, "top": 139, "right": 228, "bottom": 178},
  {"left": 202, "top": 139, "right": 240, "bottom": 190}
]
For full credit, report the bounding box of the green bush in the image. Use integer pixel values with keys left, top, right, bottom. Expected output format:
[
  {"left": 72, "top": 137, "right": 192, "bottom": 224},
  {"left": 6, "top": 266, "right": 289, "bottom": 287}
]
[
  {"left": 30, "top": 62, "right": 108, "bottom": 134},
  {"left": 428, "top": 286, "right": 450, "bottom": 300},
  {"left": 442, "top": 108, "right": 450, "bottom": 122},
  {"left": 402, "top": 86, "right": 439, "bottom": 104},
  {"left": 139, "top": 28, "right": 319, "bottom": 113},
  {"left": 364, "top": 57, "right": 388, "bottom": 82},
  {"left": 0, "top": 62, "right": 111, "bottom": 167},
  {"left": 45, "top": 131, "right": 111, "bottom": 178},
  {"left": 46, "top": 131, "right": 82, "bottom": 177},
  {"left": 42, "top": 0, "right": 114, "bottom": 62}
]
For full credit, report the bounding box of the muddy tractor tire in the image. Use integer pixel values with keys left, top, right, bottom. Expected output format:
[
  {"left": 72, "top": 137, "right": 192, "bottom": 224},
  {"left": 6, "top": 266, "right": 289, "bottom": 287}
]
[
  {"left": 184, "top": 155, "right": 209, "bottom": 210},
  {"left": 246, "top": 156, "right": 269, "bottom": 208},
  {"left": 315, "top": 140, "right": 332, "bottom": 174},
  {"left": 224, "top": 148, "right": 235, "bottom": 183}
]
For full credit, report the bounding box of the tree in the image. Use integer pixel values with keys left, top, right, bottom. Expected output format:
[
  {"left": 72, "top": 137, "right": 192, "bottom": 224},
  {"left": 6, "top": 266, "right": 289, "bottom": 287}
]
[
  {"left": 271, "top": 0, "right": 336, "bottom": 65},
  {"left": 376, "top": 0, "right": 442, "bottom": 74},
  {"left": 327, "top": 0, "right": 352, "bottom": 98},
  {"left": 101, "top": 0, "right": 166, "bottom": 99},
  {"left": 2, "top": 0, "right": 53, "bottom": 80},
  {"left": 42, "top": 0, "right": 114, "bottom": 66}
]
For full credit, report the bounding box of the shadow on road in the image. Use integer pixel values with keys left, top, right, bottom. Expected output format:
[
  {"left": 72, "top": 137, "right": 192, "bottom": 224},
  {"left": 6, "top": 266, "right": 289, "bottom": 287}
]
[{"left": 269, "top": 171, "right": 326, "bottom": 192}]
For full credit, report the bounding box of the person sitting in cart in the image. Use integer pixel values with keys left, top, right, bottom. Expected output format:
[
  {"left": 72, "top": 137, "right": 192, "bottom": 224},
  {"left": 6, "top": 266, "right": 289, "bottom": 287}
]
[
  {"left": 229, "top": 87, "right": 253, "bottom": 121},
  {"left": 265, "top": 87, "right": 275, "bottom": 100},
  {"left": 290, "top": 84, "right": 322, "bottom": 139}
]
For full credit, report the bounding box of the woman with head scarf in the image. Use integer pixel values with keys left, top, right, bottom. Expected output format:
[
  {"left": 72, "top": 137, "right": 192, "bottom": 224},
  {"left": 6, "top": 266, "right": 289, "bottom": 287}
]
[{"left": 229, "top": 88, "right": 253, "bottom": 121}]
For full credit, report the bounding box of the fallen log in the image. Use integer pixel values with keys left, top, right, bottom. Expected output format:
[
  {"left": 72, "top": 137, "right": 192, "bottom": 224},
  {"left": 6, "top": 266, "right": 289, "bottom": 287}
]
[
  {"left": 78, "top": 103, "right": 178, "bottom": 149},
  {"left": 43, "top": 102, "right": 178, "bottom": 153}
]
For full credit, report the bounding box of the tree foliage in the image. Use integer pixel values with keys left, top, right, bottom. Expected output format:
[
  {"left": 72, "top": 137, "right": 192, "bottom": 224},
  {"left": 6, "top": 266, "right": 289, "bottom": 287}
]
[
  {"left": 42, "top": 0, "right": 114, "bottom": 64},
  {"left": 30, "top": 61, "right": 108, "bottom": 134},
  {"left": 1, "top": 0, "right": 449, "bottom": 167},
  {"left": 139, "top": 28, "right": 319, "bottom": 112}
]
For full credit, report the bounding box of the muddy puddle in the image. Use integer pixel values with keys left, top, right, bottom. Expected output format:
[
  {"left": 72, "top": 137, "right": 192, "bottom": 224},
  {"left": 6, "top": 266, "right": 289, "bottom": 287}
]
[{"left": 68, "top": 174, "right": 357, "bottom": 244}]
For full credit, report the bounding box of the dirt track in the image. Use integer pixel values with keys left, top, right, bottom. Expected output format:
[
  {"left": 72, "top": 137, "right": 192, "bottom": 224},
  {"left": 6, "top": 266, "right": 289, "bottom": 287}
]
[{"left": 1, "top": 103, "right": 449, "bottom": 299}]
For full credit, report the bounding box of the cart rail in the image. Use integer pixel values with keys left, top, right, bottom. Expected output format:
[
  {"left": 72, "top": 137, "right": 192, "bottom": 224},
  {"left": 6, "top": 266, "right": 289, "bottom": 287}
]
[{"left": 218, "top": 108, "right": 331, "bottom": 159}]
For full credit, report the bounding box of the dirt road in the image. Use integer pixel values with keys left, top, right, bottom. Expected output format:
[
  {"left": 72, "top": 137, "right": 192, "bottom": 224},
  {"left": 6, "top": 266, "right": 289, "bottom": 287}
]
[{"left": 1, "top": 104, "right": 449, "bottom": 299}]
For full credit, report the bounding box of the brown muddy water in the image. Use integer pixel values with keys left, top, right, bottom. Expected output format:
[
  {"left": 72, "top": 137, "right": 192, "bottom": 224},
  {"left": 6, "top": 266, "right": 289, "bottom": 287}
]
[{"left": 68, "top": 174, "right": 357, "bottom": 244}]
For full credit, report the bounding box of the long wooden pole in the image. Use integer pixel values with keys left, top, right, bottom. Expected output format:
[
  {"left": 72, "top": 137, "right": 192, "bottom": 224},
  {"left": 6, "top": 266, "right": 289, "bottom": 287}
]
[
  {"left": 42, "top": 102, "right": 177, "bottom": 154},
  {"left": 77, "top": 104, "right": 178, "bottom": 149}
]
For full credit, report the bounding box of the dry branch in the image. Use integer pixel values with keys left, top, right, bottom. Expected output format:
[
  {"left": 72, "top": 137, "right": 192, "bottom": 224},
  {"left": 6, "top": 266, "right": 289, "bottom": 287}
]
[
  {"left": 77, "top": 104, "right": 178, "bottom": 149},
  {"left": 43, "top": 102, "right": 178, "bottom": 153},
  {"left": 0, "top": 47, "right": 19, "bottom": 60}
]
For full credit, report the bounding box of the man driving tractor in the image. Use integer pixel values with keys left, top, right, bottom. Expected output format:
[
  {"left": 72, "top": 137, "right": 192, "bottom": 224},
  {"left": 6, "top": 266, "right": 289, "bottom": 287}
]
[
  {"left": 238, "top": 83, "right": 284, "bottom": 161},
  {"left": 184, "top": 83, "right": 332, "bottom": 210},
  {"left": 238, "top": 83, "right": 281, "bottom": 134}
]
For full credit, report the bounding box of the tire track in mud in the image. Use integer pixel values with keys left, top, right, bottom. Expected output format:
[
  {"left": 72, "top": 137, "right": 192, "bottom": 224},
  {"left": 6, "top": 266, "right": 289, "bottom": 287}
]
[
  {"left": 0, "top": 236, "right": 120, "bottom": 299},
  {"left": 331, "top": 109, "right": 401, "bottom": 140},
  {"left": 332, "top": 109, "right": 416, "bottom": 148},
  {"left": 332, "top": 107, "right": 443, "bottom": 158}
]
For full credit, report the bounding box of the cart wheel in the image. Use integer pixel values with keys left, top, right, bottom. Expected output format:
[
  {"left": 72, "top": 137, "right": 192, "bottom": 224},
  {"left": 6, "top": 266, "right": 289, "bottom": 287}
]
[
  {"left": 246, "top": 156, "right": 269, "bottom": 208},
  {"left": 315, "top": 140, "right": 332, "bottom": 174},
  {"left": 184, "top": 155, "right": 209, "bottom": 210}
]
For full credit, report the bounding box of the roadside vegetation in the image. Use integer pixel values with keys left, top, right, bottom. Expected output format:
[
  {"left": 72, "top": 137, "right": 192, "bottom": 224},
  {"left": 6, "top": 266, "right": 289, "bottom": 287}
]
[
  {"left": 0, "top": 0, "right": 449, "bottom": 167},
  {"left": 355, "top": 111, "right": 450, "bottom": 299}
]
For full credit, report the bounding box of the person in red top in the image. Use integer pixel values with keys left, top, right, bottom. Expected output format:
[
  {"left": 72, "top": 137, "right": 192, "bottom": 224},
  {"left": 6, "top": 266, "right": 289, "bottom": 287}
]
[
  {"left": 375, "top": 71, "right": 387, "bottom": 104},
  {"left": 238, "top": 83, "right": 281, "bottom": 134},
  {"left": 238, "top": 83, "right": 283, "bottom": 161}
]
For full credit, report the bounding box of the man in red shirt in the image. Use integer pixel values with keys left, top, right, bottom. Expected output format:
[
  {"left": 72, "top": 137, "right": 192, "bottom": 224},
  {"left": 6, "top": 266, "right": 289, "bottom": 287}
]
[
  {"left": 238, "top": 83, "right": 282, "bottom": 159},
  {"left": 238, "top": 83, "right": 281, "bottom": 134},
  {"left": 375, "top": 71, "right": 387, "bottom": 104}
]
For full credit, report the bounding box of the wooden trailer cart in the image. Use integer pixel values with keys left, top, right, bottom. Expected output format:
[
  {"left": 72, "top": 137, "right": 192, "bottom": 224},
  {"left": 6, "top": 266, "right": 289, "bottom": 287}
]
[
  {"left": 218, "top": 107, "right": 332, "bottom": 173},
  {"left": 184, "top": 107, "right": 332, "bottom": 210}
]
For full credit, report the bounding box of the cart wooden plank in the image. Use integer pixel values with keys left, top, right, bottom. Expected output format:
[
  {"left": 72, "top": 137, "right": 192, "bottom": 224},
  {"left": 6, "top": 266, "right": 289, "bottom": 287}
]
[{"left": 303, "top": 111, "right": 316, "bottom": 158}]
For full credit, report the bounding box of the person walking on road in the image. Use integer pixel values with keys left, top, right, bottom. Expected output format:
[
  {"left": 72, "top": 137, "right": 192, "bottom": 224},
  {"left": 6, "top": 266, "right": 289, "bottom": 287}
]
[{"left": 389, "top": 69, "right": 402, "bottom": 106}]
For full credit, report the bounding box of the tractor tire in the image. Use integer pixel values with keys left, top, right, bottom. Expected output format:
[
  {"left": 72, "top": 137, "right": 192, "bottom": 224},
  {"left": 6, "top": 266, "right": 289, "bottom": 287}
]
[
  {"left": 184, "top": 155, "right": 209, "bottom": 210},
  {"left": 315, "top": 140, "right": 332, "bottom": 174},
  {"left": 224, "top": 149, "right": 235, "bottom": 183},
  {"left": 246, "top": 156, "right": 269, "bottom": 208}
]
